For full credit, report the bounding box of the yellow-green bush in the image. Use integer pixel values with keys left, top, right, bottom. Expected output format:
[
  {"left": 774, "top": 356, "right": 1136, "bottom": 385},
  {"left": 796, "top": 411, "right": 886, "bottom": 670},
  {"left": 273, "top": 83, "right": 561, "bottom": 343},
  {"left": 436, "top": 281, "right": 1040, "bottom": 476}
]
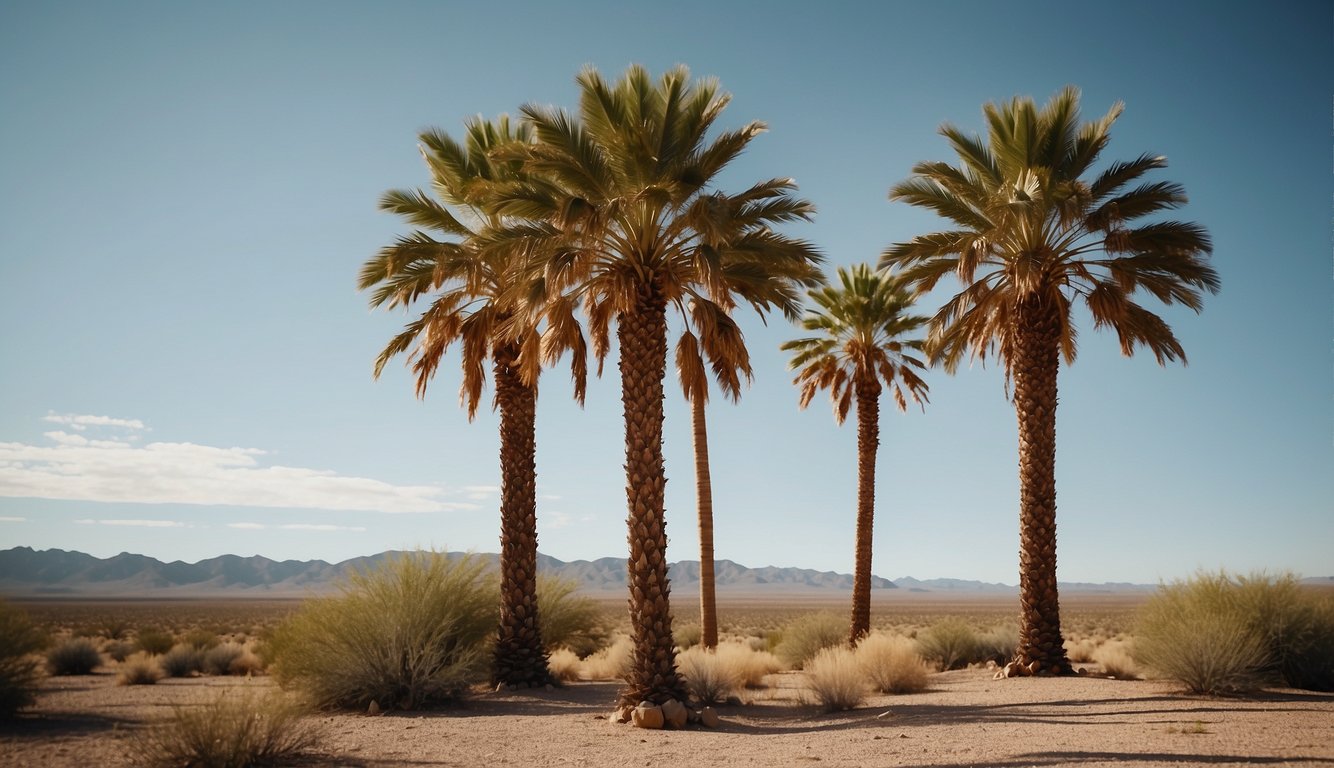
[
  {"left": 0, "top": 601, "right": 47, "bottom": 717},
  {"left": 131, "top": 691, "right": 316, "bottom": 767}
]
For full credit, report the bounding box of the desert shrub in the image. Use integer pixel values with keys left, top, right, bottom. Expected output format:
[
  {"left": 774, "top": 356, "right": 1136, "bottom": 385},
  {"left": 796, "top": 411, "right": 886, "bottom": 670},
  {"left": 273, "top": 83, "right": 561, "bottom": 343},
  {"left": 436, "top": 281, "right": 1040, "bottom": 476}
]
[
  {"left": 546, "top": 648, "right": 581, "bottom": 683},
  {"left": 1135, "top": 573, "right": 1268, "bottom": 694},
  {"left": 537, "top": 576, "right": 606, "bottom": 657},
  {"left": 136, "top": 629, "right": 175, "bottom": 656},
  {"left": 676, "top": 646, "right": 742, "bottom": 705},
  {"left": 227, "top": 647, "right": 265, "bottom": 677},
  {"left": 180, "top": 629, "right": 221, "bottom": 651},
  {"left": 160, "top": 644, "right": 205, "bottom": 678},
  {"left": 916, "top": 618, "right": 979, "bottom": 671},
  {"left": 131, "top": 691, "right": 316, "bottom": 767},
  {"left": 1231, "top": 574, "right": 1334, "bottom": 691},
  {"left": 673, "top": 623, "right": 702, "bottom": 651},
  {"left": 856, "top": 633, "right": 929, "bottom": 694},
  {"left": 775, "top": 613, "right": 846, "bottom": 669},
  {"left": 977, "top": 624, "right": 1019, "bottom": 665},
  {"left": 578, "top": 635, "right": 633, "bottom": 681},
  {"left": 1093, "top": 639, "right": 1139, "bottom": 679},
  {"left": 715, "top": 642, "right": 782, "bottom": 688},
  {"left": 117, "top": 652, "right": 162, "bottom": 686},
  {"left": 96, "top": 619, "right": 132, "bottom": 641},
  {"left": 46, "top": 637, "right": 102, "bottom": 675},
  {"left": 104, "top": 640, "right": 136, "bottom": 663},
  {"left": 803, "top": 646, "right": 867, "bottom": 712},
  {"left": 267, "top": 552, "right": 495, "bottom": 710},
  {"left": 203, "top": 642, "right": 246, "bottom": 676},
  {"left": 1064, "top": 637, "right": 1100, "bottom": 664},
  {"left": 0, "top": 601, "right": 47, "bottom": 717}
]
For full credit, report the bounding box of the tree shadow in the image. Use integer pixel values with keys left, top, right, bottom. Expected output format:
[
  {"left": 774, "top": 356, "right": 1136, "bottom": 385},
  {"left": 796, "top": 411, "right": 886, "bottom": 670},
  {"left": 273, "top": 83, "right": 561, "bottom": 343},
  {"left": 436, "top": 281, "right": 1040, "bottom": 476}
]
[{"left": 899, "top": 751, "right": 1334, "bottom": 768}]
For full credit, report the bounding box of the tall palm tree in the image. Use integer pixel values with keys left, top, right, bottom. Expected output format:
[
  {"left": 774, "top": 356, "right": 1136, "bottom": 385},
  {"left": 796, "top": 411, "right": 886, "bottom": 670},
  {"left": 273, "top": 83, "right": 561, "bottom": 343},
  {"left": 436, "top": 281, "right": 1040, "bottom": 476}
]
[
  {"left": 782, "top": 264, "right": 929, "bottom": 644},
  {"left": 359, "top": 116, "right": 586, "bottom": 688},
  {"left": 489, "top": 65, "right": 822, "bottom": 706},
  {"left": 881, "top": 87, "right": 1218, "bottom": 675}
]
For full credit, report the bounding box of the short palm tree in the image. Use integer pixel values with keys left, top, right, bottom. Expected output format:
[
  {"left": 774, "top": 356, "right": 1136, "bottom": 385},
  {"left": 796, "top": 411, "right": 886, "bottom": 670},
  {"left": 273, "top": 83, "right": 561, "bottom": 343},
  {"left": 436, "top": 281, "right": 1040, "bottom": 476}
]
[
  {"left": 781, "top": 264, "right": 929, "bottom": 644},
  {"left": 359, "top": 116, "right": 585, "bottom": 688},
  {"left": 881, "top": 87, "right": 1218, "bottom": 675},
  {"left": 490, "top": 64, "right": 822, "bottom": 705}
]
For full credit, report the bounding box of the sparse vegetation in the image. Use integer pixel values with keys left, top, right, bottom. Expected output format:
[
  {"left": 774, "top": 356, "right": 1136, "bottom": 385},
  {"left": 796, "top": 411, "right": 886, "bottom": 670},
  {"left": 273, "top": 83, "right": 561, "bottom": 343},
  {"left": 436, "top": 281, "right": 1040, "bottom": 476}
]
[
  {"left": 267, "top": 552, "right": 495, "bottom": 710},
  {"left": 1094, "top": 639, "right": 1139, "bottom": 679},
  {"left": 180, "top": 628, "right": 221, "bottom": 651},
  {"left": 856, "top": 633, "right": 929, "bottom": 694},
  {"left": 203, "top": 642, "right": 248, "bottom": 676},
  {"left": 803, "top": 646, "right": 867, "bottom": 711},
  {"left": 160, "top": 643, "right": 205, "bottom": 678},
  {"left": 1231, "top": 574, "right": 1334, "bottom": 691},
  {"left": 715, "top": 641, "right": 782, "bottom": 688},
  {"left": 673, "top": 623, "right": 703, "bottom": 651},
  {"left": 1135, "top": 573, "right": 1270, "bottom": 693},
  {"left": 676, "top": 646, "right": 742, "bottom": 705},
  {"left": 131, "top": 691, "right": 316, "bottom": 767},
  {"left": 136, "top": 628, "right": 175, "bottom": 656},
  {"left": 546, "top": 648, "right": 581, "bottom": 682},
  {"left": 46, "top": 637, "right": 102, "bottom": 676},
  {"left": 0, "top": 600, "right": 47, "bottom": 717},
  {"left": 117, "top": 652, "right": 162, "bottom": 685},
  {"left": 538, "top": 576, "right": 606, "bottom": 657},
  {"left": 775, "top": 612, "right": 847, "bottom": 669},
  {"left": 916, "top": 618, "right": 979, "bottom": 670},
  {"left": 577, "top": 635, "right": 633, "bottom": 681},
  {"left": 977, "top": 624, "right": 1019, "bottom": 665}
]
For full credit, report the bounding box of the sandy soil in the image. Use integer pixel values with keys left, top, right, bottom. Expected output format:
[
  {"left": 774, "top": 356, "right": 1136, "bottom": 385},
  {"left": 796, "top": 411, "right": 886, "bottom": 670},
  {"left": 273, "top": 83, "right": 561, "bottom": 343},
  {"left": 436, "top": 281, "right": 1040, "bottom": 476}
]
[{"left": 3, "top": 668, "right": 1332, "bottom": 768}]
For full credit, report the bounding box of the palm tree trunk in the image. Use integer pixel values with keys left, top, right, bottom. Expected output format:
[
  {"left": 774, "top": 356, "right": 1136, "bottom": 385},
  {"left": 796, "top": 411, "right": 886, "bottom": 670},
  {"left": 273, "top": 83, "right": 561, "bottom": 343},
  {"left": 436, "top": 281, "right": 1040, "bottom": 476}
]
[
  {"left": 492, "top": 340, "right": 552, "bottom": 688},
  {"left": 850, "top": 375, "right": 881, "bottom": 645},
  {"left": 691, "top": 394, "right": 718, "bottom": 650},
  {"left": 618, "top": 284, "right": 688, "bottom": 706},
  {"left": 1012, "top": 296, "right": 1073, "bottom": 675}
]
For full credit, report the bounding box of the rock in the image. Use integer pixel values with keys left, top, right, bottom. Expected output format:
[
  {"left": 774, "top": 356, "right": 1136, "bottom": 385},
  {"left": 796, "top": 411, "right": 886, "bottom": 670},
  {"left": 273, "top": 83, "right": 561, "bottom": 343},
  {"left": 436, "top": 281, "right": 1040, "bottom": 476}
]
[
  {"left": 660, "top": 699, "right": 688, "bottom": 729},
  {"left": 698, "top": 706, "right": 721, "bottom": 728},
  {"left": 612, "top": 705, "right": 634, "bottom": 724},
  {"left": 366, "top": 700, "right": 380, "bottom": 716},
  {"left": 631, "top": 703, "right": 664, "bottom": 730}
]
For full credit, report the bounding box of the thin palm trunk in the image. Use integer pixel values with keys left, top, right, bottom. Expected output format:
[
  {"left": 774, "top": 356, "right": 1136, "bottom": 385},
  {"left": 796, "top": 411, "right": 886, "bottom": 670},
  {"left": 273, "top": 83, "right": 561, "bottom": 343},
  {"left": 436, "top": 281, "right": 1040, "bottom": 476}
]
[
  {"left": 850, "top": 376, "right": 881, "bottom": 644},
  {"left": 691, "top": 395, "right": 718, "bottom": 650},
  {"left": 492, "top": 341, "right": 552, "bottom": 687},
  {"left": 618, "top": 284, "right": 688, "bottom": 706},
  {"left": 1012, "top": 297, "right": 1073, "bottom": 675}
]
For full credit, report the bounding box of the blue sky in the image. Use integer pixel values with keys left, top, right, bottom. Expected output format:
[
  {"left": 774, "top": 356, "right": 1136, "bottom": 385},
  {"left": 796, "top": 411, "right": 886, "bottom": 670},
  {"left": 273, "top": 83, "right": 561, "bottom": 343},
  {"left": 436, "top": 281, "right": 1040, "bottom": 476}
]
[{"left": 0, "top": 1, "right": 1329, "bottom": 584}]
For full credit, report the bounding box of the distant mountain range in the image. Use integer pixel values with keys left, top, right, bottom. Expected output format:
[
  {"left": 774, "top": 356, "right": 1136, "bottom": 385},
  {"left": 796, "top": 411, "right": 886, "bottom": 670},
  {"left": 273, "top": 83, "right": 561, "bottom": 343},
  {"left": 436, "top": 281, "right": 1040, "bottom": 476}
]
[{"left": 6, "top": 547, "right": 1318, "bottom": 598}]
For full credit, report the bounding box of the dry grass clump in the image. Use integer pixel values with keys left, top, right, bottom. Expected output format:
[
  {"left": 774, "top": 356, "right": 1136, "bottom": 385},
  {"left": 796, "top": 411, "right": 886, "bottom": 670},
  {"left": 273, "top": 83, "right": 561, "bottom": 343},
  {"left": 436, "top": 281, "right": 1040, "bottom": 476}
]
[
  {"left": 977, "top": 624, "right": 1019, "bottom": 665},
  {"left": 103, "top": 639, "right": 136, "bottom": 663},
  {"left": 117, "top": 652, "right": 162, "bottom": 686},
  {"left": 180, "top": 628, "right": 221, "bottom": 651},
  {"left": 577, "top": 635, "right": 633, "bottom": 681},
  {"left": 46, "top": 637, "right": 102, "bottom": 676},
  {"left": 673, "top": 623, "right": 702, "bottom": 651},
  {"left": 546, "top": 648, "right": 581, "bottom": 683},
  {"left": 915, "top": 618, "right": 978, "bottom": 671},
  {"left": 136, "top": 628, "right": 175, "bottom": 656},
  {"left": 537, "top": 576, "right": 607, "bottom": 657},
  {"left": 715, "top": 641, "right": 782, "bottom": 688},
  {"left": 202, "top": 642, "right": 263, "bottom": 676},
  {"left": 267, "top": 552, "right": 495, "bottom": 710},
  {"left": 775, "top": 612, "right": 846, "bottom": 669},
  {"left": 1064, "top": 636, "right": 1101, "bottom": 664},
  {"left": 1230, "top": 574, "right": 1334, "bottom": 692},
  {"left": 676, "top": 646, "right": 742, "bottom": 705},
  {"left": 131, "top": 691, "right": 317, "bottom": 767},
  {"left": 0, "top": 600, "right": 47, "bottom": 717},
  {"left": 1093, "top": 639, "right": 1139, "bottom": 679},
  {"left": 160, "top": 643, "right": 205, "bottom": 678},
  {"left": 1135, "top": 573, "right": 1269, "bottom": 694},
  {"left": 803, "top": 646, "right": 867, "bottom": 712},
  {"left": 856, "top": 633, "right": 929, "bottom": 694}
]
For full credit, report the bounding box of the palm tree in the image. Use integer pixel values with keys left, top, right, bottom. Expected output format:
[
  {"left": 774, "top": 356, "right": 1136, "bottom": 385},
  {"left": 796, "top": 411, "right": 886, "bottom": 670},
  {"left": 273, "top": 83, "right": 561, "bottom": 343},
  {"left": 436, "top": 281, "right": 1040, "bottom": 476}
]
[
  {"left": 358, "top": 116, "right": 586, "bottom": 688},
  {"left": 489, "top": 65, "right": 822, "bottom": 705},
  {"left": 881, "top": 87, "right": 1218, "bottom": 675},
  {"left": 781, "top": 264, "right": 929, "bottom": 644}
]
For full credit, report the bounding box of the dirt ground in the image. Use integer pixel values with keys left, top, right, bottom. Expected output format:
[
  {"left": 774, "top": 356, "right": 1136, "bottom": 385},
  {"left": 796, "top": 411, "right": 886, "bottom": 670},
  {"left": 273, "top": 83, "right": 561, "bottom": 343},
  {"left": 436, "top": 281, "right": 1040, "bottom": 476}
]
[{"left": 3, "top": 666, "right": 1332, "bottom": 768}]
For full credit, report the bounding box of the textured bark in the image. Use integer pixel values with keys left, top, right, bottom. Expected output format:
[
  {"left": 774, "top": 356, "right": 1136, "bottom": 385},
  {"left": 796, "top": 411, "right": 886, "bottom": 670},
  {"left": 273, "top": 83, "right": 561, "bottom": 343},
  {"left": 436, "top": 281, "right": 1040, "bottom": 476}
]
[
  {"left": 691, "top": 395, "right": 718, "bottom": 650},
  {"left": 1011, "top": 296, "right": 1074, "bottom": 675},
  {"left": 617, "top": 284, "right": 688, "bottom": 706},
  {"left": 492, "top": 340, "right": 553, "bottom": 688},
  {"left": 850, "top": 375, "right": 881, "bottom": 645}
]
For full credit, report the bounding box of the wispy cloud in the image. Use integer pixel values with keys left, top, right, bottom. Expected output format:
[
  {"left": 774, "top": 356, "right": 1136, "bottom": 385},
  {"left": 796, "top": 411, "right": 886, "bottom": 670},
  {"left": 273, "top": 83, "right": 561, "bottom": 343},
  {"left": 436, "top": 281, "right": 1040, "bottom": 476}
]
[
  {"left": 464, "top": 485, "right": 498, "bottom": 500},
  {"left": 0, "top": 516, "right": 26, "bottom": 523},
  {"left": 74, "top": 518, "right": 185, "bottom": 528},
  {"left": 44, "top": 412, "right": 146, "bottom": 432},
  {"left": 227, "top": 522, "right": 367, "bottom": 532},
  {"left": 2, "top": 418, "right": 478, "bottom": 514}
]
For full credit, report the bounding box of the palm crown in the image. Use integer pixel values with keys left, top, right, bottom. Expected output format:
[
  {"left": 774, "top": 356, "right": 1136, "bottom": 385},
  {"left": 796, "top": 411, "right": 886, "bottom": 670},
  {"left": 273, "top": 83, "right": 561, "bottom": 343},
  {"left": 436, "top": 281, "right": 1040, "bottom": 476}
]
[
  {"left": 783, "top": 264, "right": 930, "bottom": 421},
  {"left": 880, "top": 85, "right": 1219, "bottom": 372}
]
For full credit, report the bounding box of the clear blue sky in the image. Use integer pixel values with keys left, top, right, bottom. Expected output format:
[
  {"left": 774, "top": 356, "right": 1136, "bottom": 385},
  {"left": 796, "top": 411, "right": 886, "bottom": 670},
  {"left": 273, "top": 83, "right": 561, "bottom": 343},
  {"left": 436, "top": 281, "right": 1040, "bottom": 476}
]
[{"left": 1, "top": 0, "right": 1329, "bottom": 584}]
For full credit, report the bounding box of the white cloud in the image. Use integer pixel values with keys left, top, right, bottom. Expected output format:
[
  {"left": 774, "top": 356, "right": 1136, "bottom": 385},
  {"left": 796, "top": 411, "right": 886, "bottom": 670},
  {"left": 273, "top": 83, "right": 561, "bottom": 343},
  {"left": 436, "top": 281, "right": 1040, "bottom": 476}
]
[
  {"left": 540, "top": 494, "right": 562, "bottom": 501},
  {"left": 546, "top": 511, "right": 573, "bottom": 529},
  {"left": 0, "top": 516, "right": 25, "bottom": 523},
  {"left": 44, "top": 412, "right": 146, "bottom": 431},
  {"left": 74, "top": 518, "right": 185, "bottom": 528},
  {"left": 227, "top": 522, "right": 268, "bottom": 530},
  {"left": 1, "top": 421, "right": 479, "bottom": 514},
  {"left": 464, "top": 485, "right": 498, "bottom": 500},
  {"left": 279, "top": 524, "right": 368, "bottom": 532}
]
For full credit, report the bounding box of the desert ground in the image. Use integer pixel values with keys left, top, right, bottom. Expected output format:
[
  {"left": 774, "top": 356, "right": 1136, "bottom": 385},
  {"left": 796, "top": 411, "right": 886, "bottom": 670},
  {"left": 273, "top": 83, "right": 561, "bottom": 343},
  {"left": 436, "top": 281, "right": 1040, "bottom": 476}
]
[{"left": 3, "top": 594, "right": 1332, "bottom": 767}]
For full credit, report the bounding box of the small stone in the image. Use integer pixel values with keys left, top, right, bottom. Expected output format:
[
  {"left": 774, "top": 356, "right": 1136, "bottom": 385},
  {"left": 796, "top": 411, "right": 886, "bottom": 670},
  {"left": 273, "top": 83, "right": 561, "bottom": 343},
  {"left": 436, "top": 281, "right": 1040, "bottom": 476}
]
[
  {"left": 698, "top": 706, "right": 720, "bottom": 728},
  {"left": 612, "top": 706, "right": 634, "bottom": 724},
  {"left": 660, "top": 699, "right": 688, "bottom": 729},
  {"left": 366, "top": 700, "right": 380, "bottom": 716},
  {"left": 631, "top": 703, "right": 664, "bottom": 730}
]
